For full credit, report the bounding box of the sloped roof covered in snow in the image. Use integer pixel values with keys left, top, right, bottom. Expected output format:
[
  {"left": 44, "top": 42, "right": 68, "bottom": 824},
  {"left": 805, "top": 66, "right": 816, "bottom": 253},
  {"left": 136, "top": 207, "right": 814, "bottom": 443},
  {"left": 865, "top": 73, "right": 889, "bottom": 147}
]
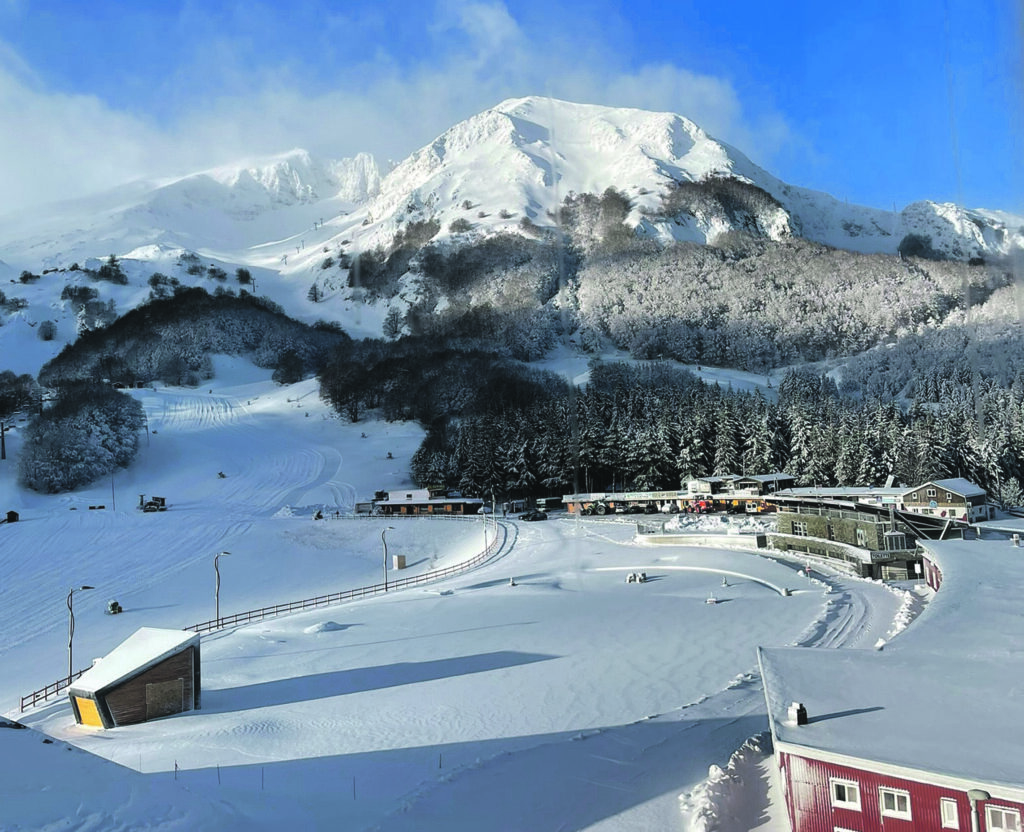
[
  {"left": 759, "top": 536, "right": 1024, "bottom": 795},
  {"left": 71, "top": 627, "right": 199, "bottom": 695},
  {"left": 904, "top": 478, "right": 987, "bottom": 499},
  {"left": 771, "top": 486, "right": 905, "bottom": 502},
  {"left": 735, "top": 472, "right": 795, "bottom": 484}
]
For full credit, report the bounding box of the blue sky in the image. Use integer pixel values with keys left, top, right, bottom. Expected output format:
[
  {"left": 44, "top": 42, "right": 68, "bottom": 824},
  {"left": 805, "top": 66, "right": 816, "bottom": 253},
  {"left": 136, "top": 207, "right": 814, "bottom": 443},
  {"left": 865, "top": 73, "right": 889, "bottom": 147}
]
[{"left": 1, "top": 0, "right": 1020, "bottom": 213}]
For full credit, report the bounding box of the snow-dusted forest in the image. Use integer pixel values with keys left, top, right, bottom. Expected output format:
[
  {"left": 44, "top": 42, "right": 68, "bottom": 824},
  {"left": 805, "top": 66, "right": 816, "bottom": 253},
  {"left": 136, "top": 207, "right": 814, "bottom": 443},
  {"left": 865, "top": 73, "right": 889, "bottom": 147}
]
[{"left": 5, "top": 188, "right": 1023, "bottom": 505}]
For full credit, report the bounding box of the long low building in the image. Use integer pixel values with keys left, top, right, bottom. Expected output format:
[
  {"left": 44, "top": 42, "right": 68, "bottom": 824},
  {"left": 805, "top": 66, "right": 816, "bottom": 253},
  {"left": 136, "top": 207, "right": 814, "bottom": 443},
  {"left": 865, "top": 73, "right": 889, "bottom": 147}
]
[
  {"left": 561, "top": 473, "right": 796, "bottom": 515},
  {"left": 371, "top": 488, "right": 483, "bottom": 516},
  {"left": 759, "top": 536, "right": 1024, "bottom": 831}
]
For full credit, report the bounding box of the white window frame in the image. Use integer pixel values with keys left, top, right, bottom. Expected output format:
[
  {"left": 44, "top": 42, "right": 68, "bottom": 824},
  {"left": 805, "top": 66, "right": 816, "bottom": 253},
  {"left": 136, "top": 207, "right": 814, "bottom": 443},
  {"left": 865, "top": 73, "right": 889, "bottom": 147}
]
[
  {"left": 792, "top": 521, "right": 808, "bottom": 537},
  {"left": 856, "top": 528, "right": 868, "bottom": 547},
  {"left": 879, "top": 787, "right": 912, "bottom": 821},
  {"left": 986, "top": 805, "right": 1022, "bottom": 831},
  {"left": 927, "top": 488, "right": 937, "bottom": 497},
  {"left": 940, "top": 797, "right": 959, "bottom": 829},
  {"left": 829, "top": 778, "right": 861, "bottom": 811}
]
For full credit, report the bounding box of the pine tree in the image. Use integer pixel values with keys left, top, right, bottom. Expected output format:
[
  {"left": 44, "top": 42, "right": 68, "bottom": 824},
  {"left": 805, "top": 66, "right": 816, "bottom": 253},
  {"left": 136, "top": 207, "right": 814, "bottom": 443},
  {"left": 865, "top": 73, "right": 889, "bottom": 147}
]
[{"left": 713, "top": 398, "right": 740, "bottom": 475}]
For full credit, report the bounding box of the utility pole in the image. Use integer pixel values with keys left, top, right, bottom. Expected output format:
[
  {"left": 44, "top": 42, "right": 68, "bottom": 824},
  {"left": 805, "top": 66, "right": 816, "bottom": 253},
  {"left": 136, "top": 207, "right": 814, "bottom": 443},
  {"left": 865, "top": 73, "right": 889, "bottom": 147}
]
[
  {"left": 68, "top": 585, "right": 94, "bottom": 682},
  {"left": 215, "top": 551, "right": 231, "bottom": 625}
]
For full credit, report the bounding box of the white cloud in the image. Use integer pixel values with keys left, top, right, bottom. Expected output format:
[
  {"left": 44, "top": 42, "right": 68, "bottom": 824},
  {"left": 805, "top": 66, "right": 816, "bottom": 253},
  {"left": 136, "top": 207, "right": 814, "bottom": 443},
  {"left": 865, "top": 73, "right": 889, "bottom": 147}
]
[
  {"left": 0, "top": 63, "right": 159, "bottom": 210},
  {"left": 0, "top": 1, "right": 795, "bottom": 212}
]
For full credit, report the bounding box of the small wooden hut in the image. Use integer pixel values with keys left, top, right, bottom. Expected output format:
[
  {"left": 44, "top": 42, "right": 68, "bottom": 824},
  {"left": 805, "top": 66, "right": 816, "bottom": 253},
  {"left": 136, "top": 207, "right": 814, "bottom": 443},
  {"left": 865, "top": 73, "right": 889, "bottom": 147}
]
[{"left": 68, "top": 627, "right": 200, "bottom": 728}]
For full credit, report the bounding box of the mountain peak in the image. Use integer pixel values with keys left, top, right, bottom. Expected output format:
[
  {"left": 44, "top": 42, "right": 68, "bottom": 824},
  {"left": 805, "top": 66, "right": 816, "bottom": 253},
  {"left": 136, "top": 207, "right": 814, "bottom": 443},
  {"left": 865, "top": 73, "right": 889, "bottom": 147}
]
[{"left": 1, "top": 97, "right": 1020, "bottom": 282}]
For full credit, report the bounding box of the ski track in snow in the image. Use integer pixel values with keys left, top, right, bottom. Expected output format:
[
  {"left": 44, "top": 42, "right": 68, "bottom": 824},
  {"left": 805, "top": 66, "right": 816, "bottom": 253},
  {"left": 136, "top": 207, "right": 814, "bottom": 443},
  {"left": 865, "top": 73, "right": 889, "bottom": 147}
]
[{"left": 141, "top": 386, "right": 352, "bottom": 514}]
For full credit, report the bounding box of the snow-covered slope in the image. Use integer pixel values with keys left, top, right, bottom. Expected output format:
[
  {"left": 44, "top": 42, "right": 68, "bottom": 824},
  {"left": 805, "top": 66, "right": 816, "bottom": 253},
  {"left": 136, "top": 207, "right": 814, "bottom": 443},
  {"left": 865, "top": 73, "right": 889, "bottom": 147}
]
[
  {"left": 339, "top": 96, "right": 774, "bottom": 251},
  {"left": 0, "top": 150, "right": 382, "bottom": 271},
  {"left": 147, "top": 149, "right": 381, "bottom": 219}
]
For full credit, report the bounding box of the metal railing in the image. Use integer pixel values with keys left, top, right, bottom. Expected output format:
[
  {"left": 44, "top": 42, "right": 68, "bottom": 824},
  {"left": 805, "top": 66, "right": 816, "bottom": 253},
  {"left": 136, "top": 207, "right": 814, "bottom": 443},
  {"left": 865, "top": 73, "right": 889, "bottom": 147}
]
[{"left": 19, "top": 517, "right": 504, "bottom": 713}]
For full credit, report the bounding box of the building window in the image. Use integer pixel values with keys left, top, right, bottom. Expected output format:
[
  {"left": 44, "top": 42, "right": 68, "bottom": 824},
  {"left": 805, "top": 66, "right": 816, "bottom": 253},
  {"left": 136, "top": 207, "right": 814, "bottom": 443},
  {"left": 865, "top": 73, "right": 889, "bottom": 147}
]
[
  {"left": 879, "top": 787, "right": 912, "bottom": 820},
  {"left": 946, "top": 492, "right": 954, "bottom": 501},
  {"left": 856, "top": 528, "right": 868, "bottom": 547},
  {"left": 827, "top": 524, "right": 836, "bottom": 540},
  {"left": 987, "top": 806, "right": 1022, "bottom": 831},
  {"left": 927, "top": 488, "right": 936, "bottom": 497},
  {"left": 940, "top": 798, "right": 959, "bottom": 829},
  {"left": 884, "top": 533, "right": 907, "bottom": 551},
  {"left": 792, "top": 521, "right": 808, "bottom": 537},
  {"left": 830, "top": 778, "right": 861, "bottom": 811}
]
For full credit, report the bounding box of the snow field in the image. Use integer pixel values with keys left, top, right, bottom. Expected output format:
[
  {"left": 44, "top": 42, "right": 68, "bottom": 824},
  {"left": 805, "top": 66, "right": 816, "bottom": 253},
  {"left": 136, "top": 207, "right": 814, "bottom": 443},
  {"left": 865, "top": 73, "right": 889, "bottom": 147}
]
[{"left": 0, "top": 361, "right": 917, "bottom": 830}]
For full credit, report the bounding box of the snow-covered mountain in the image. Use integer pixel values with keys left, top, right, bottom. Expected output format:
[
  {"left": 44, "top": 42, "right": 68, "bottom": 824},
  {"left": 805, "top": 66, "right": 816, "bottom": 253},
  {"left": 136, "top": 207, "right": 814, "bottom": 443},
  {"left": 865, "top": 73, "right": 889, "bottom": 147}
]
[
  {"left": 0, "top": 96, "right": 1020, "bottom": 352},
  {"left": 0, "top": 150, "right": 382, "bottom": 270},
  {"left": 339, "top": 96, "right": 1020, "bottom": 260},
  {"left": 2, "top": 97, "right": 1019, "bottom": 276},
  {"left": 147, "top": 149, "right": 381, "bottom": 219}
]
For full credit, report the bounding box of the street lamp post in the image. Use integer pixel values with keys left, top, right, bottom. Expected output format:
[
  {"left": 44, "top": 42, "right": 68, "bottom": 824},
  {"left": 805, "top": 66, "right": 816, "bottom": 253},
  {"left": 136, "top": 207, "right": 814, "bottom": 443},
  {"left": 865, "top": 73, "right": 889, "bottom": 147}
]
[
  {"left": 967, "top": 789, "right": 990, "bottom": 832},
  {"left": 67, "top": 585, "right": 94, "bottom": 683},
  {"left": 382, "top": 526, "right": 395, "bottom": 591},
  {"left": 214, "top": 551, "right": 231, "bottom": 625}
]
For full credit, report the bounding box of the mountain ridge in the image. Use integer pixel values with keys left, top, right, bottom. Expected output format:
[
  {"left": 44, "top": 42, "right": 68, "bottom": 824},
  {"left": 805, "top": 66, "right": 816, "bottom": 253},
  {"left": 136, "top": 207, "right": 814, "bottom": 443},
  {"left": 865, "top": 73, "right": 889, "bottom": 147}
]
[{"left": 2, "top": 96, "right": 1020, "bottom": 272}]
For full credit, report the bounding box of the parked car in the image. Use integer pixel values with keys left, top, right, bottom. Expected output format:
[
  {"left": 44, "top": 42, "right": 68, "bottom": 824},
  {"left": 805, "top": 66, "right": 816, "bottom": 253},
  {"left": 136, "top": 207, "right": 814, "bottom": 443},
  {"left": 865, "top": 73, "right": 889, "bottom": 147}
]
[{"left": 519, "top": 510, "right": 548, "bottom": 521}]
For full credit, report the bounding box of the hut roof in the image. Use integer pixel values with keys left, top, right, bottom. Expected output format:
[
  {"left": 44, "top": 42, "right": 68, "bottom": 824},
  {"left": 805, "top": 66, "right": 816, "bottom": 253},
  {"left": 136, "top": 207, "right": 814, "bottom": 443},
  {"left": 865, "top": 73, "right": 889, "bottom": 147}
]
[{"left": 71, "top": 628, "right": 199, "bottom": 695}]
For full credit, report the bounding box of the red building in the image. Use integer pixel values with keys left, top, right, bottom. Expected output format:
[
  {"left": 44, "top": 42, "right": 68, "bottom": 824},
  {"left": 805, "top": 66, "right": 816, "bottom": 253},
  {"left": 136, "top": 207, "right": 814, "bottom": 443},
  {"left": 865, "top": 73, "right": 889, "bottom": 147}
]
[{"left": 759, "top": 536, "right": 1024, "bottom": 831}]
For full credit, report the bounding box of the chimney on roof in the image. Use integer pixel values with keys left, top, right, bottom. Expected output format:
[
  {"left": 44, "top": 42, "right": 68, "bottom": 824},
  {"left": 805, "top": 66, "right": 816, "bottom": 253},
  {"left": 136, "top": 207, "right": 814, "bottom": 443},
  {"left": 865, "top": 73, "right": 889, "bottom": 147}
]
[{"left": 787, "top": 702, "right": 808, "bottom": 726}]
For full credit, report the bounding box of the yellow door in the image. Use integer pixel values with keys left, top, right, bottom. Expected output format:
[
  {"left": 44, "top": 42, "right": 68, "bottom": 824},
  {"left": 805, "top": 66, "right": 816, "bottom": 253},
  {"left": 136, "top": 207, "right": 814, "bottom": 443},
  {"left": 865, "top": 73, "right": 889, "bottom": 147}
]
[{"left": 75, "top": 696, "right": 104, "bottom": 727}]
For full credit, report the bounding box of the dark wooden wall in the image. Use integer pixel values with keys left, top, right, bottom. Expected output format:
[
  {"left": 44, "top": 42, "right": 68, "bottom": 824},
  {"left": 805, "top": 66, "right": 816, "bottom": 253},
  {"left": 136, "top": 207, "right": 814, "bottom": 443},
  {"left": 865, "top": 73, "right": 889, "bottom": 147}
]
[{"left": 103, "top": 647, "right": 197, "bottom": 727}]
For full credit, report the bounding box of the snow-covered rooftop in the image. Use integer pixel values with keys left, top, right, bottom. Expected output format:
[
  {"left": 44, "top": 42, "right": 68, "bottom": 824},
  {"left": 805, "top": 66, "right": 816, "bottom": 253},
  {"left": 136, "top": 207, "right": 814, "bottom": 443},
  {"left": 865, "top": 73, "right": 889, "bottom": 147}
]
[
  {"left": 759, "top": 536, "right": 1024, "bottom": 795},
  {"left": 772, "top": 486, "right": 905, "bottom": 501},
  {"left": 907, "top": 478, "right": 987, "bottom": 498},
  {"left": 71, "top": 628, "right": 199, "bottom": 695},
  {"left": 735, "top": 472, "right": 795, "bottom": 483}
]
